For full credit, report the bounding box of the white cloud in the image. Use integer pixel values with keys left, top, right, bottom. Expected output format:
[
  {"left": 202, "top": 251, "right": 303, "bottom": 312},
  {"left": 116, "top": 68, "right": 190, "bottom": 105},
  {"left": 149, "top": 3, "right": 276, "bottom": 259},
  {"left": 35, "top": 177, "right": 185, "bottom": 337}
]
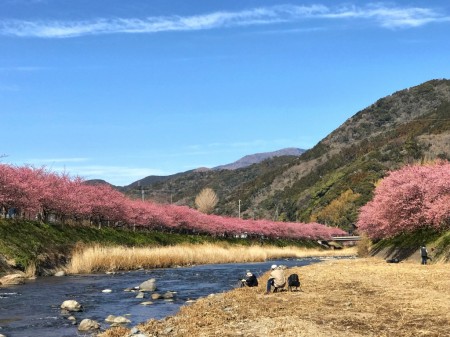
[
  {"left": 0, "top": 3, "right": 447, "bottom": 38},
  {"left": 322, "top": 4, "right": 445, "bottom": 28}
]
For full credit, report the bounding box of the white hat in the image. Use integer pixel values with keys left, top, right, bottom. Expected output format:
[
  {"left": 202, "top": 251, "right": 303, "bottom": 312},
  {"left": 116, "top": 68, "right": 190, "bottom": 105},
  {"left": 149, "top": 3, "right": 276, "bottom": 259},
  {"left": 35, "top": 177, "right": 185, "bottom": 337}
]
[
  {"left": 271, "top": 264, "right": 277, "bottom": 270},
  {"left": 246, "top": 272, "right": 253, "bottom": 277}
]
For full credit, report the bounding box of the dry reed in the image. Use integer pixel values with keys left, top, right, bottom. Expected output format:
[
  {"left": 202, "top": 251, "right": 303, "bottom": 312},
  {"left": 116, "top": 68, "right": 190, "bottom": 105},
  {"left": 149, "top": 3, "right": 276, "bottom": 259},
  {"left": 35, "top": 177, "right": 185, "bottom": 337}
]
[
  {"left": 66, "top": 244, "right": 356, "bottom": 274},
  {"left": 24, "top": 261, "right": 36, "bottom": 278}
]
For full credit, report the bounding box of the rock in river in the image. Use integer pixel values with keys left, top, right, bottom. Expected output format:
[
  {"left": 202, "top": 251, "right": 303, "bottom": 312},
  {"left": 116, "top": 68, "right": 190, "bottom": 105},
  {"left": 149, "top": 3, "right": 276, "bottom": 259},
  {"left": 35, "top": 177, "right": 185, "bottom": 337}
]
[
  {"left": 78, "top": 318, "right": 100, "bottom": 331},
  {"left": 138, "top": 278, "right": 157, "bottom": 291},
  {"left": 60, "top": 300, "right": 82, "bottom": 312}
]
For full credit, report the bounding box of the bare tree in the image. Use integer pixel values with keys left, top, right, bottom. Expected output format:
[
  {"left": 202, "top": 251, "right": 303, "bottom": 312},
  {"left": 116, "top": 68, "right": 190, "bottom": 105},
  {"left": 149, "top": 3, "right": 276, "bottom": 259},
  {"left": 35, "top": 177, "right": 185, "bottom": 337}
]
[{"left": 195, "top": 188, "right": 219, "bottom": 214}]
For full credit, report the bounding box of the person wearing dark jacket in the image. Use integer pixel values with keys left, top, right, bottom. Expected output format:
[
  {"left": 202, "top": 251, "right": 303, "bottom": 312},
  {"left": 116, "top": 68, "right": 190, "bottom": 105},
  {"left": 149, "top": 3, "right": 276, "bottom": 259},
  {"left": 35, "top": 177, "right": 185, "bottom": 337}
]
[
  {"left": 420, "top": 244, "right": 430, "bottom": 265},
  {"left": 241, "top": 272, "right": 258, "bottom": 287}
]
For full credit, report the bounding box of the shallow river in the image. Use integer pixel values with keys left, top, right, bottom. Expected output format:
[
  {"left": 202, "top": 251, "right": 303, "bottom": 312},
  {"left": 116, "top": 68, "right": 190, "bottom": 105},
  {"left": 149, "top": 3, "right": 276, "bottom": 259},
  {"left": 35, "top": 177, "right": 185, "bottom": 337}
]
[{"left": 0, "top": 257, "right": 329, "bottom": 337}]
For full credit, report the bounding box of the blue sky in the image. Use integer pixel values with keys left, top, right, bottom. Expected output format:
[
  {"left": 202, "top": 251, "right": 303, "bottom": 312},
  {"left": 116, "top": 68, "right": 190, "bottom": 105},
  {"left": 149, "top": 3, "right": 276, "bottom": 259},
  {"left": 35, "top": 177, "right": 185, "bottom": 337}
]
[{"left": 1, "top": 0, "right": 449, "bottom": 186}]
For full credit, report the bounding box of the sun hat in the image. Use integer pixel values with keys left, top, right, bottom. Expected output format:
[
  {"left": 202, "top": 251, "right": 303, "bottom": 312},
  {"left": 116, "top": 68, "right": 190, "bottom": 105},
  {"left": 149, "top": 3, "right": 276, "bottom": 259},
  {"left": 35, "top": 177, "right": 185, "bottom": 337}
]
[
  {"left": 246, "top": 272, "right": 252, "bottom": 277},
  {"left": 271, "top": 264, "right": 277, "bottom": 270}
]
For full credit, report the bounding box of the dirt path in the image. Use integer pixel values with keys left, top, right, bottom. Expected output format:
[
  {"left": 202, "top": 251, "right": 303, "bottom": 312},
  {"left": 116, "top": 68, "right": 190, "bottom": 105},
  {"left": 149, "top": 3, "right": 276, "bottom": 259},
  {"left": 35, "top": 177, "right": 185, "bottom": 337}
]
[{"left": 100, "top": 258, "right": 450, "bottom": 337}]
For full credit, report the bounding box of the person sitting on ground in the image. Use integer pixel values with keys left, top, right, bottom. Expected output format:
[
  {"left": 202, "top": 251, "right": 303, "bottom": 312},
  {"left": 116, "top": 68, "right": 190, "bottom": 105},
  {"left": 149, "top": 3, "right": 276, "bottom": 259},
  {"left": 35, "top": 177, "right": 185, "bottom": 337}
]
[
  {"left": 265, "top": 264, "right": 286, "bottom": 294},
  {"left": 241, "top": 271, "right": 258, "bottom": 287}
]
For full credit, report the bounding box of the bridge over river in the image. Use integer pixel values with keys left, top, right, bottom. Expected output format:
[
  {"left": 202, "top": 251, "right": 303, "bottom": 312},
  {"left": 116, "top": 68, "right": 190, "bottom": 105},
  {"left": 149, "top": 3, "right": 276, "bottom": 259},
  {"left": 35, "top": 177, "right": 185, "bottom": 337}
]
[{"left": 318, "top": 235, "right": 361, "bottom": 249}]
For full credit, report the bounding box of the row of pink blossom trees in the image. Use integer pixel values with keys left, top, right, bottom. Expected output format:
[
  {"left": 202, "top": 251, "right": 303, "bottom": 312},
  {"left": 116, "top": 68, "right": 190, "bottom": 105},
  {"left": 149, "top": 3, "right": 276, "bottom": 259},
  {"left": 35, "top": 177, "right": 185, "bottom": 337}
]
[
  {"left": 357, "top": 160, "right": 450, "bottom": 239},
  {"left": 0, "top": 164, "right": 345, "bottom": 240}
]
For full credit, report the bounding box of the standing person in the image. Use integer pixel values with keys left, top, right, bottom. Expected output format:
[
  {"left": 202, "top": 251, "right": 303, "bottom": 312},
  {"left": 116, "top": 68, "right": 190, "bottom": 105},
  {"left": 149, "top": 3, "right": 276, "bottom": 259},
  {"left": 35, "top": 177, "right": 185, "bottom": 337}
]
[
  {"left": 241, "top": 271, "right": 258, "bottom": 287},
  {"left": 420, "top": 244, "right": 429, "bottom": 265},
  {"left": 265, "top": 264, "right": 286, "bottom": 294}
]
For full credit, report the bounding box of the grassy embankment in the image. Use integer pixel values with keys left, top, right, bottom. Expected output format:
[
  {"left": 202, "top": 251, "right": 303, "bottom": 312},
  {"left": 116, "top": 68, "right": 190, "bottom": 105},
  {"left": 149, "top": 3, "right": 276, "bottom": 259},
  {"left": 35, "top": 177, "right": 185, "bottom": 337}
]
[
  {"left": 101, "top": 257, "right": 450, "bottom": 337},
  {"left": 0, "top": 219, "right": 348, "bottom": 276},
  {"left": 369, "top": 228, "right": 450, "bottom": 262}
]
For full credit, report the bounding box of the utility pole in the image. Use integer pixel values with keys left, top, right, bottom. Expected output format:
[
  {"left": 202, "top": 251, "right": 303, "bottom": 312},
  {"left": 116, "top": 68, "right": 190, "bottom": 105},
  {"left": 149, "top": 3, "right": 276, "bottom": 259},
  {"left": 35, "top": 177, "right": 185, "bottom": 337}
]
[
  {"left": 238, "top": 199, "right": 241, "bottom": 219},
  {"left": 137, "top": 182, "right": 145, "bottom": 201}
]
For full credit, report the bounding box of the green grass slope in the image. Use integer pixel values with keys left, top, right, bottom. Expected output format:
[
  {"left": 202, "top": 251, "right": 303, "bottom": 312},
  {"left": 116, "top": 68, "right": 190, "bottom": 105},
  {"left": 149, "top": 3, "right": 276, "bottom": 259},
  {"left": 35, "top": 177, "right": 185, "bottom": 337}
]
[
  {"left": 370, "top": 229, "right": 450, "bottom": 262},
  {"left": 0, "top": 219, "right": 320, "bottom": 276}
]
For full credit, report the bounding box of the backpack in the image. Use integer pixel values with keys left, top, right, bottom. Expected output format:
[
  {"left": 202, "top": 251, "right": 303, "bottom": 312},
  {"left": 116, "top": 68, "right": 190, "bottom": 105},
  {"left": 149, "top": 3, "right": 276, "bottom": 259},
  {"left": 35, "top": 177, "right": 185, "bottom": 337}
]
[{"left": 287, "top": 273, "right": 300, "bottom": 287}]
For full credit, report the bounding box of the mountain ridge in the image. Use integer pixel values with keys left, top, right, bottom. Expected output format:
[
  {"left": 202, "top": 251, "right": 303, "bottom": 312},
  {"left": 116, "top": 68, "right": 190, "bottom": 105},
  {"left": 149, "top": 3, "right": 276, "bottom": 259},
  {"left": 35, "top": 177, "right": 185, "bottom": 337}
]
[
  {"left": 113, "top": 79, "right": 449, "bottom": 230},
  {"left": 213, "top": 148, "right": 305, "bottom": 170}
]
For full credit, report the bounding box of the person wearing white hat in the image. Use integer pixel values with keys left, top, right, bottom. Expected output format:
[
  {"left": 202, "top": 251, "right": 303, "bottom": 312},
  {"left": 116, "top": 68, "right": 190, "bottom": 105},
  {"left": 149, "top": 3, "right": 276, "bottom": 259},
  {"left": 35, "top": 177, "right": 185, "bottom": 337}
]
[
  {"left": 241, "top": 271, "right": 258, "bottom": 287},
  {"left": 265, "top": 264, "right": 286, "bottom": 294}
]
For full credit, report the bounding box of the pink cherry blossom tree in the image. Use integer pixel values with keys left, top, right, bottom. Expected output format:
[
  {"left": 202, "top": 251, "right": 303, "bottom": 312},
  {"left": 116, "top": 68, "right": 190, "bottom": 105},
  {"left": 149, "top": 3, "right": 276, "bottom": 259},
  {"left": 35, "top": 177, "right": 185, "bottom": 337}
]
[{"left": 357, "top": 161, "right": 450, "bottom": 239}]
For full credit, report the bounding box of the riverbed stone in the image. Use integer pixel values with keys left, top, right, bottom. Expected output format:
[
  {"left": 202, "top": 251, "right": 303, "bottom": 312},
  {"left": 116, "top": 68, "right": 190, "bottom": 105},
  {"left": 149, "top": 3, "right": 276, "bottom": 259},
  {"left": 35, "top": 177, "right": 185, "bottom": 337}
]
[
  {"left": 113, "top": 316, "right": 131, "bottom": 324},
  {"left": 135, "top": 292, "right": 145, "bottom": 299},
  {"left": 162, "top": 291, "right": 175, "bottom": 299},
  {"left": 105, "top": 315, "right": 116, "bottom": 323},
  {"left": 60, "top": 300, "right": 82, "bottom": 312},
  {"left": 102, "top": 289, "right": 112, "bottom": 293},
  {"left": 54, "top": 271, "right": 65, "bottom": 277},
  {"left": 105, "top": 315, "right": 131, "bottom": 324},
  {"left": 140, "top": 301, "right": 153, "bottom": 305},
  {"left": 78, "top": 318, "right": 100, "bottom": 331},
  {"left": 139, "top": 278, "right": 157, "bottom": 291},
  {"left": 151, "top": 293, "right": 161, "bottom": 300}
]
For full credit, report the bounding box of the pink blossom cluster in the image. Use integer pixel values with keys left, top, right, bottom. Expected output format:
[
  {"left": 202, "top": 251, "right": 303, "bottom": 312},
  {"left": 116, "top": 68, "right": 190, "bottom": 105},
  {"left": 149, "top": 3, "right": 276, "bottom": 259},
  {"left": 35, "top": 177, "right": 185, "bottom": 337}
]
[
  {"left": 357, "top": 161, "right": 450, "bottom": 239},
  {"left": 0, "top": 164, "right": 345, "bottom": 240}
]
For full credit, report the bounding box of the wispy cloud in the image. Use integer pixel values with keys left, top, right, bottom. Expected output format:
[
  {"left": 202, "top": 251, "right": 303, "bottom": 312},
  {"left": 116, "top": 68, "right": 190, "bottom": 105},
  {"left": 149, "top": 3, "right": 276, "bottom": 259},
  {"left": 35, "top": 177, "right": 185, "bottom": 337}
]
[
  {"left": 10, "top": 157, "right": 165, "bottom": 185},
  {"left": 52, "top": 165, "right": 164, "bottom": 185},
  {"left": 0, "top": 3, "right": 447, "bottom": 38},
  {"left": 321, "top": 3, "right": 448, "bottom": 28}
]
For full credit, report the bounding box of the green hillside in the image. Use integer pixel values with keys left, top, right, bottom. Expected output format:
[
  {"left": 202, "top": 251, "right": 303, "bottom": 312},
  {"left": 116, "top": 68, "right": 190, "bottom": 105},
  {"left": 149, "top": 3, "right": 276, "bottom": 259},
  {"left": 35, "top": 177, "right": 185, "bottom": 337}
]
[{"left": 126, "top": 79, "right": 450, "bottom": 231}]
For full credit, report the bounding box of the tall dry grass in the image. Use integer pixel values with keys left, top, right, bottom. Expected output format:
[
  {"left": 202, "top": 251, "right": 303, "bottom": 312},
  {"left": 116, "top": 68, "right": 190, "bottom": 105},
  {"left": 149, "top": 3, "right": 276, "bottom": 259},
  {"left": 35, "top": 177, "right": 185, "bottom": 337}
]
[
  {"left": 66, "top": 244, "right": 356, "bottom": 274},
  {"left": 356, "top": 233, "right": 372, "bottom": 257},
  {"left": 24, "top": 261, "right": 36, "bottom": 278}
]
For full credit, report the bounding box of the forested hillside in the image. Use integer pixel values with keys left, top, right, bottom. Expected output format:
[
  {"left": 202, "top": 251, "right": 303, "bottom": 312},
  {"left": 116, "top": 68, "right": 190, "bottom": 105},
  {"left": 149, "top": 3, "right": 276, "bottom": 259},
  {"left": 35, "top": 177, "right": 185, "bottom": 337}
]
[{"left": 125, "top": 79, "right": 450, "bottom": 231}]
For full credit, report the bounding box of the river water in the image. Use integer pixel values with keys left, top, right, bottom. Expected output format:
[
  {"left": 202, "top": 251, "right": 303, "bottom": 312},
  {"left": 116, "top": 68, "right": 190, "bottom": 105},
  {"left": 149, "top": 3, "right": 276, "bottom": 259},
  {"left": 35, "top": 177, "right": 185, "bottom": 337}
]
[{"left": 0, "top": 257, "right": 330, "bottom": 337}]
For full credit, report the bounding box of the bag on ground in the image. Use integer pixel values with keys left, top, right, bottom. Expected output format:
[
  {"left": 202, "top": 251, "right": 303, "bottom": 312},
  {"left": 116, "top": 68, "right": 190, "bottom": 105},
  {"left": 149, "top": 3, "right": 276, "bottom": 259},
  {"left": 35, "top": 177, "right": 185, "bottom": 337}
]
[{"left": 288, "top": 273, "right": 300, "bottom": 287}]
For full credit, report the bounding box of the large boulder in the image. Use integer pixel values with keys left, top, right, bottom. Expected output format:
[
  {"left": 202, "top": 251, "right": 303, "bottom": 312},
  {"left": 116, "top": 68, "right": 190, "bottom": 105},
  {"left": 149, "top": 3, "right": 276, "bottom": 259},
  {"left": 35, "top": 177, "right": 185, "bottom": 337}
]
[
  {"left": 60, "top": 300, "right": 82, "bottom": 312},
  {"left": 138, "top": 278, "right": 156, "bottom": 291},
  {"left": 78, "top": 318, "right": 100, "bottom": 331}
]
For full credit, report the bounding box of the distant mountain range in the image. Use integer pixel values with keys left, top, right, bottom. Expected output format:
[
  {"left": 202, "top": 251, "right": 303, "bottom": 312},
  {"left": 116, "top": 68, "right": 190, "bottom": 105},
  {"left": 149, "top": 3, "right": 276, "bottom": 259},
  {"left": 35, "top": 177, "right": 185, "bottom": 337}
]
[
  {"left": 94, "top": 79, "right": 450, "bottom": 231},
  {"left": 113, "top": 147, "right": 305, "bottom": 189},
  {"left": 213, "top": 148, "right": 305, "bottom": 170}
]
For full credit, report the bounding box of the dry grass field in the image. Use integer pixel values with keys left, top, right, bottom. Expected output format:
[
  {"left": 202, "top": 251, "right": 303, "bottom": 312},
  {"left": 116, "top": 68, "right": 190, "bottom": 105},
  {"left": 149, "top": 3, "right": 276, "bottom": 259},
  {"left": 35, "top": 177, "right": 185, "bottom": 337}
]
[
  {"left": 66, "top": 244, "right": 356, "bottom": 273},
  {"left": 100, "top": 258, "right": 450, "bottom": 337}
]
